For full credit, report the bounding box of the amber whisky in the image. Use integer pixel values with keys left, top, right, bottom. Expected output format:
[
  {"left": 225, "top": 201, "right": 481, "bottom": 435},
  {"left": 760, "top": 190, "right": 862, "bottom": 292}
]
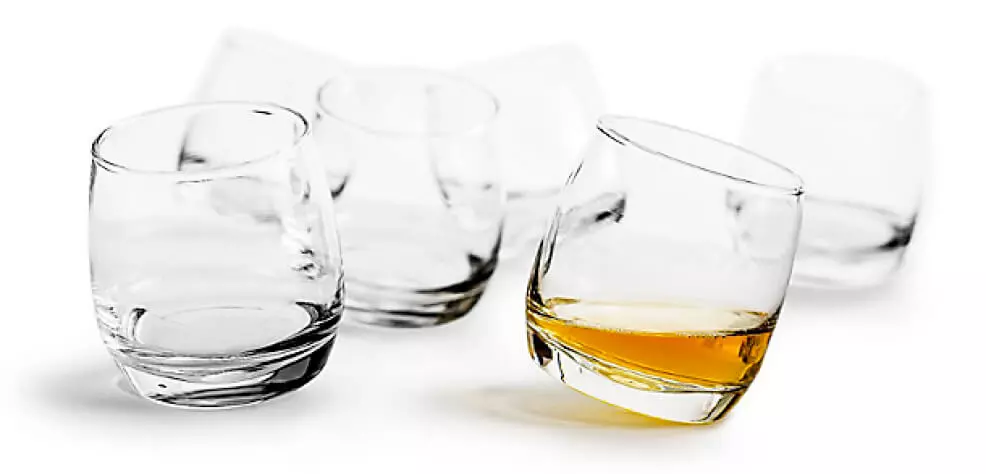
[{"left": 527, "top": 297, "right": 775, "bottom": 390}]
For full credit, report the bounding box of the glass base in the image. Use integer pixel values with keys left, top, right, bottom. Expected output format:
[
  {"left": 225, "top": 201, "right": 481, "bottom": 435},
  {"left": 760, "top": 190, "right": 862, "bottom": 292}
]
[
  {"left": 527, "top": 324, "right": 746, "bottom": 424},
  {"left": 794, "top": 241, "right": 907, "bottom": 289},
  {"left": 792, "top": 198, "right": 914, "bottom": 289},
  {"left": 345, "top": 280, "right": 488, "bottom": 328},
  {"left": 114, "top": 337, "right": 335, "bottom": 409}
]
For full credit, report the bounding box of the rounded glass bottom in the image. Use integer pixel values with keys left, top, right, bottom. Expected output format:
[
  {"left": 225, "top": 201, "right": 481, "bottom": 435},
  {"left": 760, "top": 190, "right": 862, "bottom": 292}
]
[
  {"left": 527, "top": 324, "right": 748, "bottom": 424},
  {"left": 345, "top": 279, "right": 490, "bottom": 328},
  {"left": 793, "top": 244, "right": 907, "bottom": 289},
  {"left": 114, "top": 338, "right": 335, "bottom": 409},
  {"left": 792, "top": 198, "right": 914, "bottom": 289}
]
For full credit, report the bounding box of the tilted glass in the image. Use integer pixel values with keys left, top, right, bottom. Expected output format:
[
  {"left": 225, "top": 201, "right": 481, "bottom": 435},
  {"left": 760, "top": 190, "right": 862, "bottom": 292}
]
[{"left": 527, "top": 115, "right": 803, "bottom": 423}]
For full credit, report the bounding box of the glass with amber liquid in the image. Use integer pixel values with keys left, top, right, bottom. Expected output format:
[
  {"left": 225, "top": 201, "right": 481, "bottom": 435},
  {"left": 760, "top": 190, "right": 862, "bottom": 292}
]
[{"left": 526, "top": 116, "right": 803, "bottom": 424}]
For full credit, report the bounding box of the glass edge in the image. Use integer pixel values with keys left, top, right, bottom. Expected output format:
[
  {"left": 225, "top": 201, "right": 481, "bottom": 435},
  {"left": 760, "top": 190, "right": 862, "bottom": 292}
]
[
  {"left": 90, "top": 101, "right": 311, "bottom": 177},
  {"left": 596, "top": 114, "right": 805, "bottom": 197}
]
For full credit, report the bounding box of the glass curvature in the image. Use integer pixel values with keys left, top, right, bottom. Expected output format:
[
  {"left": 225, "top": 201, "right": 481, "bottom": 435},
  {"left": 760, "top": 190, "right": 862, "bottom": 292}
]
[
  {"left": 742, "top": 55, "right": 929, "bottom": 288},
  {"left": 526, "top": 115, "right": 803, "bottom": 424},
  {"left": 90, "top": 102, "right": 344, "bottom": 408},
  {"left": 314, "top": 67, "right": 503, "bottom": 327}
]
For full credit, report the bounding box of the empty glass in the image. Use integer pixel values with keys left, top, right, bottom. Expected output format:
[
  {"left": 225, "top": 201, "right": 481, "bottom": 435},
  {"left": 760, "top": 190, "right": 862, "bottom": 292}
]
[
  {"left": 742, "top": 55, "right": 929, "bottom": 288},
  {"left": 314, "top": 68, "right": 502, "bottom": 327},
  {"left": 90, "top": 102, "right": 344, "bottom": 408},
  {"left": 527, "top": 116, "right": 803, "bottom": 424}
]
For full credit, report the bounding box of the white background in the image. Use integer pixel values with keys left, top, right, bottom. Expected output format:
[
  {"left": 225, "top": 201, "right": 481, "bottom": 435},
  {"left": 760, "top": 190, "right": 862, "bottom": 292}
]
[{"left": 0, "top": 0, "right": 980, "bottom": 471}]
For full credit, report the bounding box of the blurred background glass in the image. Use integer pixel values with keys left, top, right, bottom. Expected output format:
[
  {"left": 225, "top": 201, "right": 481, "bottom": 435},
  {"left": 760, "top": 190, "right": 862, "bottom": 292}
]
[
  {"left": 192, "top": 29, "right": 349, "bottom": 117},
  {"left": 192, "top": 34, "right": 604, "bottom": 263},
  {"left": 89, "top": 102, "right": 344, "bottom": 408},
  {"left": 458, "top": 44, "right": 605, "bottom": 259},
  {"left": 314, "top": 68, "right": 503, "bottom": 327},
  {"left": 527, "top": 116, "right": 803, "bottom": 423},
  {"left": 742, "top": 55, "right": 929, "bottom": 289}
]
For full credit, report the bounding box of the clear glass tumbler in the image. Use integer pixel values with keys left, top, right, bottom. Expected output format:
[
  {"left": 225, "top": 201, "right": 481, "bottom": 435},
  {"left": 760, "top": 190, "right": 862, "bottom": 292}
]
[
  {"left": 527, "top": 116, "right": 803, "bottom": 424},
  {"left": 90, "top": 102, "right": 344, "bottom": 408},
  {"left": 314, "top": 68, "right": 502, "bottom": 327},
  {"left": 742, "top": 55, "right": 929, "bottom": 288}
]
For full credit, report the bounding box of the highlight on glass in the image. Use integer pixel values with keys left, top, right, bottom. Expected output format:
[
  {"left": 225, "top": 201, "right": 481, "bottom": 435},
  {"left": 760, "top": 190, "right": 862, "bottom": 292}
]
[
  {"left": 89, "top": 102, "right": 344, "bottom": 408},
  {"left": 742, "top": 54, "right": 929, "bottom": 288},
  {"left": 526, "top": 115, "right": 803, "bottom": 424},
  {"left": 313, "top": 67, "right": 503, "bottom": 327}
]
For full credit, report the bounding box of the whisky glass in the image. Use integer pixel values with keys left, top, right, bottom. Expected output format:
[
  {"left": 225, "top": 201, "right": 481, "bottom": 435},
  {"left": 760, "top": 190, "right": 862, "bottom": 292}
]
[
  {"left": 314, "top": 68, "right": 503, "bottom": 327},
  {"left": 90, "top": 102, "right": 344, "bottom": 408},
  {"left": 527, "top": 116, "right": 803, "bottom": 424},
  {"left": 742, "top": 55, "right": 929, "bottom": 288}
]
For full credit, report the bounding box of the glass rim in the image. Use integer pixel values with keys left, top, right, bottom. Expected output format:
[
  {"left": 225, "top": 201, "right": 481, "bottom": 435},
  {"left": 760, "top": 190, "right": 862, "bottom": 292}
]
[
  {"left": 315, "top": 66, "right": 500, "bottom": 137},
  {"left": 90, "top": 101, "right": 310, "bottom": 176},
  {"left": 597, "top": 115, "right": 805, "bottom": 195}
]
